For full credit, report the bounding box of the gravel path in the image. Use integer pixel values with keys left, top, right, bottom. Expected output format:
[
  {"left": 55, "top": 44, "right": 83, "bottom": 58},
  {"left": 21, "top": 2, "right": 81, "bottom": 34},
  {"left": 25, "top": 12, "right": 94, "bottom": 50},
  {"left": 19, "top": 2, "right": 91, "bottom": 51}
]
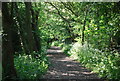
[{"left": 41, "top": 46, "right": 104, "bottom": 81}]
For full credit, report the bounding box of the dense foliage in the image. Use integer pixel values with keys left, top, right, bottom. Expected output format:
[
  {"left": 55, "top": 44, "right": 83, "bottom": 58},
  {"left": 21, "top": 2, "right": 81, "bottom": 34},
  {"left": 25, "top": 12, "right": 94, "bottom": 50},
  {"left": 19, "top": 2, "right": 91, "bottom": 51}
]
[
  {"left": 69, "top": 42, "right": 120, "bottom": 79},
  {"left": 2, "top": 2, "right": 120, "bottom": 80},
  {"left": 14, "top": 54, "right": 48, "bottom": 79},
  {"left": 45, "top": 2, "right": 120, "bottom": 80},
  {"left": 2, "top": 2, "right": 49, "bottom": 80}
]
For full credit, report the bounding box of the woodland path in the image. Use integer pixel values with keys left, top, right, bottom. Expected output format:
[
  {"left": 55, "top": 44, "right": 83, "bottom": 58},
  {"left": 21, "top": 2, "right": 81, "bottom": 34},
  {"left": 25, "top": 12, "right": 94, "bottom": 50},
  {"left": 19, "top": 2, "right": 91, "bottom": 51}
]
[{"left": 41, "top": 46, "right": 104, "bottom": 81}]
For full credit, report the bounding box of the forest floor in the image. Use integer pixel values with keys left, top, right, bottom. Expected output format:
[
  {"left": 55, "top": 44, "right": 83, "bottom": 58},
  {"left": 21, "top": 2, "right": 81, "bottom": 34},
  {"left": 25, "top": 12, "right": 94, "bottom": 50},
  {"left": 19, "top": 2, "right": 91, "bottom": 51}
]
[{"left": 41, "top": 46, "right": 104, "bottom": 81}]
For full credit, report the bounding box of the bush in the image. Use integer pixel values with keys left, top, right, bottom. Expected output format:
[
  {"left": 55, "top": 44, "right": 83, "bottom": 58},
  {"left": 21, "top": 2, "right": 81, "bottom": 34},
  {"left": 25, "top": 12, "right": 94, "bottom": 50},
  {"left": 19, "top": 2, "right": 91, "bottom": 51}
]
[
  {"left": 61, "top": 44, "right": 72, "bottom": 56},
  {"left": 68, "top": 42, "right": 120, "bottom": 80},
  {"left": 14, "top": 54, "right": 48, "bottom": 80},
  {"left": 51, "top": 41, "right": 60, "bottom": 46}
]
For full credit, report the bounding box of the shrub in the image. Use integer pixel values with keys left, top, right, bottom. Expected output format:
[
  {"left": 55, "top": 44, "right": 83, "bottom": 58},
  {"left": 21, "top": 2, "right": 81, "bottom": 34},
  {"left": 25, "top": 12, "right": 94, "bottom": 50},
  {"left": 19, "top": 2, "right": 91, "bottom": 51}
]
[
  {"left": 51, "top": 41, "right": 60, "bottom": 46},
  {"left": 61, "top": 44, "right": 72, "bottom": 56},
  {"left": 68, "top": 42, "right": 120, "bottom": 80},
  {"left": 14, "top": 54, "right": 48, "bottom": 80}
]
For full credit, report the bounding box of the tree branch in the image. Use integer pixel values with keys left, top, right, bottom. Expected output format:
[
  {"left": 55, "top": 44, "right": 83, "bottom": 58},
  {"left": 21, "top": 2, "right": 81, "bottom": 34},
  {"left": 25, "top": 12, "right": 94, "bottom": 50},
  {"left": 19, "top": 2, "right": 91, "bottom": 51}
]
[
  {"left": 48, "top": 2, "right": 70, "bottom": 23},
  {"left": 61, "top": 2, "right": 78, "bottom": 17}
]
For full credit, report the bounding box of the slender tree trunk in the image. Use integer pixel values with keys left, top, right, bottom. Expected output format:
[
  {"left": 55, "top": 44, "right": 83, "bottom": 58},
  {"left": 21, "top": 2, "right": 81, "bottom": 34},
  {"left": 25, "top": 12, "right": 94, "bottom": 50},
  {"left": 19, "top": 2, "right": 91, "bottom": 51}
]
[
  {"left": 31, "top": 4, "right": 41, "bottom": 52},
  {"left": 14, "top": 3, "right": 30, "bottom": 54},
  {"left": 11, "top": 3, "right": 22, "bottom": 53},
  {"left": 82, "top": 15, "right": 87, "bottom": 45},
  {"left": 25, "top": 2, "right": 38, "bottom": 56},
  {"left": 81, "top": 6, "right": 89, "bottom": 45},
  {"left": 2, "top": 2, "right": 17, "bottom": 80}
]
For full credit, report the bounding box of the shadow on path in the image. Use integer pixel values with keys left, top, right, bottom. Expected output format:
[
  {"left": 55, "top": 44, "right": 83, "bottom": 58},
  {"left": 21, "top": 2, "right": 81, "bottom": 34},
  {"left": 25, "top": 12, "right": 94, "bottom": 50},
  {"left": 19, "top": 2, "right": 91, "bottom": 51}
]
[{"left": 41, "top": 46, "right": 104, "bottom": 80}]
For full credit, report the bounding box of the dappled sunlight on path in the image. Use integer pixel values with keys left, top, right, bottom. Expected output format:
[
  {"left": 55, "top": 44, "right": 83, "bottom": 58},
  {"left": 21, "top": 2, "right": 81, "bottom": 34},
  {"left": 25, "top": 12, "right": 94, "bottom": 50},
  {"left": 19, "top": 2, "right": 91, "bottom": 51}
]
[{"left": 41, "top": 46, "right": 103, "bottom": 80}]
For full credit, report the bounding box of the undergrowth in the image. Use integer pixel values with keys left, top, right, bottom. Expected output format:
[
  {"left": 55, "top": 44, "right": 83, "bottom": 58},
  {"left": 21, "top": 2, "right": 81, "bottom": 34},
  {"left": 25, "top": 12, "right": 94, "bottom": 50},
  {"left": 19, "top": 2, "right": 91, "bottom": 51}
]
[
  {"left": 63, "top": 42, "right": 120, "bottom": 80},
  {"left": 14, "top": 53, "right": 48, "bottom": 80}
]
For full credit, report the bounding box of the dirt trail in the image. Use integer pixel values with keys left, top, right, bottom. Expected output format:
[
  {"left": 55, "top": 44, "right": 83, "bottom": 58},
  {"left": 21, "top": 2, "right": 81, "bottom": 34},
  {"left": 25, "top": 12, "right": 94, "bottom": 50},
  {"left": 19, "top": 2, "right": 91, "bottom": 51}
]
[{"left": 41, "top": 46, "right": 104, "bottom": 81}]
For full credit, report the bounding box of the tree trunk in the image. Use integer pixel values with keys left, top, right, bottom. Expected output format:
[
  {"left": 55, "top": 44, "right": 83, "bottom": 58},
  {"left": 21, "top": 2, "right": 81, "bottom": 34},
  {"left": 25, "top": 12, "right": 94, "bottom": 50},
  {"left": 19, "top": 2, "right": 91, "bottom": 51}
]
[
  {"left": 2, "top": 2, "right": 17, "bottom": 80},
  {"left": 14, "top": 3, "right": 30, "bottom": 54},
  {"left": 11, "top": 3, "right": 22, "bottom": 53},
  {"left": 25, "top": 2, "right": 38, "bottom": 54},
  {"left": 81, "top": 6, "right": 89, "bottom": 45},
  {"left": 82, "top": 16, "right": 87, "bottom": 45},
  {"left": 31, "top": 3, "right": 41, "bottom": 52}
]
